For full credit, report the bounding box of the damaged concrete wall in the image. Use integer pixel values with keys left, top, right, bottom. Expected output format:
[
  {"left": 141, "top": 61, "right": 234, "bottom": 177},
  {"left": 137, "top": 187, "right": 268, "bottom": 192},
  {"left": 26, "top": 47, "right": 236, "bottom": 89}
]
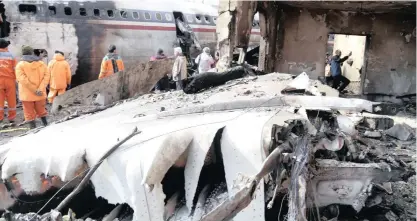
[
  {"left": 216, "top": 0, "right": 238, "bottom": 61},
  {"left": 276, "top": 7, "right": 416, "bottom": 96},
  {"left": 52, "top": 59, "right": 174, "bottom": 112},
  {"left": 257, "top": 2, "right": 281, "bottom": 72}
]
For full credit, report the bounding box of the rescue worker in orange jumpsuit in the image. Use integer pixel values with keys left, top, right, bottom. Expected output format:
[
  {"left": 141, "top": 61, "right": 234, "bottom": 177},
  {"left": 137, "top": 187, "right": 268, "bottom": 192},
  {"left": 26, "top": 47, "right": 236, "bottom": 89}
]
[
  {"left": 0, "top": 38, "right": 17, "bottom": 123},
  {"left": 98, "top": 44, "right": 125, "bottom": 79},
  {"left": 16, "top": 46, "right": 50, "bottom": 129},
  {"left": 47, "top": 50, "right": 71, "bottom": 103}
]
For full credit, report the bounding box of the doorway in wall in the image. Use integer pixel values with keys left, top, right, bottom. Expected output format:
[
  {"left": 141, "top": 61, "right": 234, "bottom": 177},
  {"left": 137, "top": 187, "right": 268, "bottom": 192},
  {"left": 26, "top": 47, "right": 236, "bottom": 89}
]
[{"left": 325, "top": 34, "right": 367, "bottom": 95}]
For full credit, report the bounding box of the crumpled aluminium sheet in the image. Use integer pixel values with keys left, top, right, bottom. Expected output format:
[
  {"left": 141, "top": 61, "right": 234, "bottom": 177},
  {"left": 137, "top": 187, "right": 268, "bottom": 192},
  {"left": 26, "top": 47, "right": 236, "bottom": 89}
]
[{"left": 0, "top": 106, "right": 290, "bottom": 221}]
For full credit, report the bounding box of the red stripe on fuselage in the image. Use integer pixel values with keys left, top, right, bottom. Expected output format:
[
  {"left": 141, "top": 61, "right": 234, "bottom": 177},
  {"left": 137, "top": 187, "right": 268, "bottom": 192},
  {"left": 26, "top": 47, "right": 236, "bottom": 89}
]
[{"left": 100, "top": 23, "right": 261, "bottom": 35}]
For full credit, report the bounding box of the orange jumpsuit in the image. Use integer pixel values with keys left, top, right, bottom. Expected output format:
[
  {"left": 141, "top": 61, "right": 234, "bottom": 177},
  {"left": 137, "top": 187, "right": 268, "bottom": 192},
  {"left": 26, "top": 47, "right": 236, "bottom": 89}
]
[
  {"left": 15, "top": 55, "right": 49, "bottom": 122},
  {"left": 0, "top": 48, "right": 17, "bottom": 122},
  {"left": 47, "top": 53, "right": 71, "bottom": 103},
  {"left": 98, "top": 53, "right": 125, "bottom": 79}
]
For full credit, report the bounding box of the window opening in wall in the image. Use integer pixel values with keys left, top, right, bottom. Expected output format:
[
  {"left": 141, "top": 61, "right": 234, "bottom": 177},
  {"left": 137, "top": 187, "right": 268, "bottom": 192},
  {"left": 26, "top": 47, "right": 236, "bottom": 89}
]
[
  {"left": 107, "top": 9, "right": 114, "bottom": 18},
  {"left": 324, "top": 34, "right": 367, "bottom": 95},
  {"left": 93, "top": 9, "right": 100, "bottom": 17},
  {"left": 165, "top": 13, "right": 172, "bottom": 21},
  {"left": 48, "top": 6, "right": 56, "bottom": 15},
  {"left": 155, "top": 13, "right": 162, "bottom": 21},
  {"left": 144, "top": 12, "right": 151, "bottom": 20},
  {"left": 120, "top": 10, "right": 128, "bottom": 18},
  {"left": 132, "top": 11, "right": 139, "bottom": 19},
  {"left": 64, "top": 7, "right": 72, "bottom": 16},
  {"left": 19, "top": 4, "right": 37, "bottom": 14},
  {"left": 79, "top": 8, "right": 87, "bottom": 16}
]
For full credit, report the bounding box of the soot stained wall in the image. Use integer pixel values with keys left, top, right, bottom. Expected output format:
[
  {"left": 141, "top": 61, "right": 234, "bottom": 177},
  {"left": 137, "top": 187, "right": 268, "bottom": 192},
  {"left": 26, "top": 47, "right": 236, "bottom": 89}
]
[{"left": 277, "top": 7, "right": 416, "bottom": 96}]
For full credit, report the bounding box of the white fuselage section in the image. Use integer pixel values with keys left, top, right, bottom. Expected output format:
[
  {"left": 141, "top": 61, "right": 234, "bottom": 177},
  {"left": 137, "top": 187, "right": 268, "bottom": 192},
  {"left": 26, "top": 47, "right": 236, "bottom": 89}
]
[{"left": 1, "top": 0, "right": 260, "bottom": 83}]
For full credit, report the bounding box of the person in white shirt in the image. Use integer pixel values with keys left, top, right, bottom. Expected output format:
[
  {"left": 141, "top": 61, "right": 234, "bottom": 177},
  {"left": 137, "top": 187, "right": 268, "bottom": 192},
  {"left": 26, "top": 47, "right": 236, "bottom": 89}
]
[{"left": 195, "top": 47, "right": 215, "bottom": 74}]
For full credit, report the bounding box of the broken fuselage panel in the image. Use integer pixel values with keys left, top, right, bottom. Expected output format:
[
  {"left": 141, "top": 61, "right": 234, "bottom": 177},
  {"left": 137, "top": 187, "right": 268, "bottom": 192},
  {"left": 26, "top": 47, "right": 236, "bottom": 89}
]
[{"left": 1, "top": 0, "right": 261, "bottom": 86}]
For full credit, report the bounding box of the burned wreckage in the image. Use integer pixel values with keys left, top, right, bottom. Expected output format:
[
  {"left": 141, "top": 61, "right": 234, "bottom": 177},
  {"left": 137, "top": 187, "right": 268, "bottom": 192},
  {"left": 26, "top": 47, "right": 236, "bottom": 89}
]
[{"left": 0, "top": 67, "right": 414, "bottom": 221}]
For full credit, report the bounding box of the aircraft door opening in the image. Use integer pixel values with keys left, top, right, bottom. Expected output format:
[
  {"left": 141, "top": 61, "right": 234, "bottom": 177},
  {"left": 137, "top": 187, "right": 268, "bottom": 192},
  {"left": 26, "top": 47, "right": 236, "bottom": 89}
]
[{"left": 173, "top": 11, "right": 185, "bottom": 37}]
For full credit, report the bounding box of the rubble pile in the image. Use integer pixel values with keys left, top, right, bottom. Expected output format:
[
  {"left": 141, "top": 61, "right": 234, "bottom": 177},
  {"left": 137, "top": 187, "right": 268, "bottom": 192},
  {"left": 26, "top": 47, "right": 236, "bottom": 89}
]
[
  {"left": 0, "top": 66, "right": 415, "bottom": 221},
  {"left": 197, "top": 109, "right": 415, "bottom": 221}
]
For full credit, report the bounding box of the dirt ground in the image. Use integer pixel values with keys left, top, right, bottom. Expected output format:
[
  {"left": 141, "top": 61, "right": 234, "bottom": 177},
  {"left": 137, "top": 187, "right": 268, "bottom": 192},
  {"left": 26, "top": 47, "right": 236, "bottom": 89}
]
[{"left": 0, "top": 101, "right": 99, "bottom": 145}]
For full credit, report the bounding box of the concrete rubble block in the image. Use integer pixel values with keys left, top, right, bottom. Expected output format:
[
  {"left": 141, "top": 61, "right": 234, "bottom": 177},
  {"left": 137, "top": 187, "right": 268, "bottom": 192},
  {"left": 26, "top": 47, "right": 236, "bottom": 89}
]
[
  {"left": 52, "top": 59, "right": 174, "bottom": 114},
  {"left": 282, "top": 72, "right": 339, "bottom": 96},
  {"left": 363, "top": 117, "right": 394, "bottom": 130},
  {"left": 94, "top": 93, "right": 113, "bottom": 106},
  {"left": 51, "top": 72, "right": 121, "bottom": 113},
  {"left": 337, "top": 115, "right": 357, "bottom": 136},
  {"left": 312, "top": 80, "right": 340, "bottom": 97},
  {"left": 307, "top": 159, "right": 395, "bottom": 212},
  {"left": 364, "top": 130, "right": 382, "bottom": 138},
  {"left": 123, "top": 59, "right": 175, "bottom": 98},
  {"left": 385, "top": 123, "right": 415, "bottom": 141},
  {"left": 282, "top": 72, "right": 309, "bottom": 93}
]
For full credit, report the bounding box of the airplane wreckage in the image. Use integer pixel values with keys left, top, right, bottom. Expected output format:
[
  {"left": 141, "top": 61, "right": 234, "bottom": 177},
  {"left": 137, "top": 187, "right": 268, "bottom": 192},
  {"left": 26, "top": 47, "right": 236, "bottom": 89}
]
[{"left": 0, "top": 64, "right": 415, "bottom": 221}]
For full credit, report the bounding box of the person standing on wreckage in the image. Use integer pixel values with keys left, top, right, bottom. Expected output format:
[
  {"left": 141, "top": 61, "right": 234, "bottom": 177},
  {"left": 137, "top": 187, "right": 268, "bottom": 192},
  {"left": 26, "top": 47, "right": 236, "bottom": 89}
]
[
  {"left": 47, "top": 50, "right": 72, "bottom": 103},
  {"left": 330, "top": 49, "right": 352, "bottom": 93},
  {"left": 172, "top": 47, "right": 188, "bottom": 90},
  {"left": 98, "top": 44, "right": 125, "bottom": 79},
  {"left": 15, "top": 46, "right": 50, "bottom": 129}
]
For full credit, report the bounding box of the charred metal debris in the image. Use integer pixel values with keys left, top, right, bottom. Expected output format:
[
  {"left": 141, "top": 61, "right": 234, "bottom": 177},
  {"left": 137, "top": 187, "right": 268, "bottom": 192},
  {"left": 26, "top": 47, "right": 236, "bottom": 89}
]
[{"left": 200, "top": 111, "right": 415, "bottom": 221}]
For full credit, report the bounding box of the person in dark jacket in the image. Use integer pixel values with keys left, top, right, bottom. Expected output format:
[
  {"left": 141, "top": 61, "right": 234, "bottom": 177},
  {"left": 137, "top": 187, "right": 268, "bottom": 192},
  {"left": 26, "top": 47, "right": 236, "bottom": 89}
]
[{"left": 330, "top": 50, "right": 352, "bottom": 93}]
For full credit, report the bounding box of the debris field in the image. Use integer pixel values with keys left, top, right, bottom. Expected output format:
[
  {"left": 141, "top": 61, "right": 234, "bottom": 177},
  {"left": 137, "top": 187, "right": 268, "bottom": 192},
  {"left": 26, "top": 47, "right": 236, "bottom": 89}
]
[{"left": 0, "top": 67, "right": 415, "bottom": 221}]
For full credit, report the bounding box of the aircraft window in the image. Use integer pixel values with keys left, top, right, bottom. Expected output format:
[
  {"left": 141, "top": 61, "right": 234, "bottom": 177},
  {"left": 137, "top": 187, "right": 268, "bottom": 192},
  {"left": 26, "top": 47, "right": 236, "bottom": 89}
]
[
  {"left": 204, "top": 16, "right": 210, "bottom": 23},
  {"left": 155, "top": 13, "right": 162, "bottom": 21},
  {"left": 195, "top": 15, "right": 202, "bottom": 23},
  {"left": 120, "top": 10, "right": 128, "bottom": 19},
  {"left": 132, "top": 12, "right": 139, "bottom": 19},
  {"left": 144, "top": 12, "right": 151, "bottom": 20},
  {"left": 79, "top": 8, "right": 87, "bottom": 16},
  {"left": 213, "top": 16, "right": 217, "bottom": 24},
  {"left": 34, "top": 49, "right": 48, "bottom": 58},
  {"left": 165, "top": 13, "right": 172, "bottom": 21},
  {"left": 93, "top": 9, "right": 100, "bottom": 17},
  {"left": 64, "top": 7, "right": 72, "bottom": 16},
  {"left": 186, "top": 15, "right": 193, "bottom": 23},
  {"left": 107, "top": 10, "right": 114, "bottom": 18},
  {"left": 48, "top": 6, "right": 56, "bottom": 15},
  {"left": 19, "top": 4, "right": 37, "bottom": 14}
]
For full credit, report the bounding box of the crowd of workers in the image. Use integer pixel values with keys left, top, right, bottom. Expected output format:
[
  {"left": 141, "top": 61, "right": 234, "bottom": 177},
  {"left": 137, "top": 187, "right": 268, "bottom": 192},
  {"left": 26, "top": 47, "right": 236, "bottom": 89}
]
[
  {"left": 0, "top": 39, "right": 72, "bottom": 129},
  {"left": 0, "top": 40, "right": 129, "bottom": 129},
  {"left": 0, "top": 39, "right": 218, "bottom": 129}
]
